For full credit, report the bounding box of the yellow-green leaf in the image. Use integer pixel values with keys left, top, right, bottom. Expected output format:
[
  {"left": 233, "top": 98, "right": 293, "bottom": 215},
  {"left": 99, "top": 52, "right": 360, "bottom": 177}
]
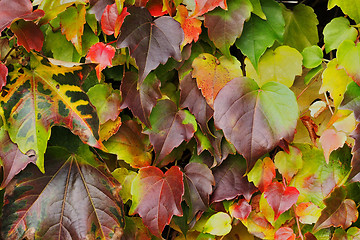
[{"left": 203, "top": 212, "right": 232, "bottom": 236}]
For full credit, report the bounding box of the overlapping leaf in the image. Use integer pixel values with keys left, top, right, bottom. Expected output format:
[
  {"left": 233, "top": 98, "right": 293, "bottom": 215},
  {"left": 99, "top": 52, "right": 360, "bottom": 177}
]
[
  {"left": 191, "top": 0, "right": 227, "bottom": 17},
  {"left": 274, "top": 146, "right": 302, "bottom": 183},
  {"left": 247, "top": 157, "right": 275, "bottom": 192},
  {"left": 175, "top": 5, "right": 202, "bottom": 45},
  {"left": 203, "top": 212, "right": 232, "bottom": 236},
  {"left": 229, "top": 199, "right": 252, "bottom": 220},
  {"left": 274, "top": 227, "right": 295, "bottom": 240},
  {"left": 328, "top": 0, "right": 360, "bottom": 23},
  {"left": 101, "top": 4, "right": 129, "bottom": 37},
  {"left": 337, "top": 40, "right": 360, "bottom": 85},
  {"left": 295, "top": 202, "right": 321, "bottom": 224},
  {"left": 0, "top": 146, "right": 124, "bottom": 240},
  {"left": 0, "top": 63, "right": 8, "bottom": 92},
  {"left": 10, "top": 19, "right": 44, "bottom": 52},
  {"left": 214, "top": 77, "right": 299, "bottom": 171}
]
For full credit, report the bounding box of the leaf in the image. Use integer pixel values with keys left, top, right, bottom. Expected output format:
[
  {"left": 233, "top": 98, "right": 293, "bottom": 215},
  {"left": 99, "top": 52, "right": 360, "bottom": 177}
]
[
  {"left": 104, "top": 120, "right": 152, "bottom": 168},
  {"left": 323, "top": 17, "right": 358, "bottom": 53},
  {"left": 246, "top": 46, "right": 303, "bottom": 87},
  {"left": 282, "top": 4, "right": 319, "bottom": 52},
  {"left": 319, "top": 129, "right": 346, "bottom": 164},
  {"left": 179, "top": 72, "right": 213, "bottom": 132},
  {"left": 337, "top": 40, "right": 360, "bottom": 85},
  {"left": 192, "top": 0, "right": 227, "bottom": 17},
  {"left": 302, "top": 45, "right": 323, "bottom": 69},
  {"left": 112, "top": 167, "right": 137, "bottom": 203},
  {"left": 0, "top": 146, "right": 124, "bottom": 240},
  {"left": 204, "top": 0, "right": 252, "bottom": 56},
  {"left": 0, "top": 0, "right": 44, "bottom": 32},
  {"left": 274, "top": 227, "right": 295, "bottom": 240},
  {"left": 328, "top": 0, "right": 360, "bottom": 23},
  {"left": 87, "top": 83, "right": 121, "bottom": 125},
  {"left": 249, "top": 0, "right": 266, "bottom": 19},
  {"left": 86, "top": 42, "right": 116, "bottom": 81},
  {"left": 203, "top": 212, "right": 232, "bottom": 236},
  {"left": 122, "top": 216, "right": 152, "bottom": 240},
  {"left": 247, "top": 157, "right": 275, "bottom": 192},
  {"left": 295, "top": 202, "right": 322, "bottom": 224},
  {"left": 183, "top": 162, "right": 215, "bottom": 221},
  {"left": 229, "top": 199, "right": 252, "bottom": 220},
  {"left": 264, "top": 182, "right": 299, "bottom": 220},
  {"left": 236, "top": 0, "right": 285, "bottom": 70},
  {"left": 59, "top": 4, "right": 86, "bottom": 54},
  {"left": 0, "top": 63, "right": 8, "bottom": 92},
  {"left": 10, "top": 19, "right": 44, "bottom": 52},
  {"left": 211, "top": 155, "right": 257, "bottom": 203},
  {"left": 148, "top": 99, "right": 196, "bottom": 163},
  {"left": 0, "top": 54, "right": 101, "bottom": 172},
  {"left": 120, "top": 72, "right": 162, "bottom": 128},
  {"left": 174, "top": 5, "right": 202, "bottom": 45},
  {"left": 313, "top": 187, "right": 358, "bottom": 232},
  {"left": 101, "top": 4, "right": 130, "bottom": 38},
  {"left": 213, "top": 77, "right": 299, "bottom": 171},
  {"left": 274, "top": 146, "right": 303, "bottom": 183},
  {"left": 242, "top": 211, "right": 275, "bottom": 239},
  {"left": 116, "top": 6, "right": 184, "bottom": 83},
  {"left": 88, "top": 0, "right": 114, "bottom": 21},
  {"left": 130, "top": 166, "right": 184, "bottom": 237},
  {"left": 0, "top": 128, "right": 36, "bottom": 189},
  {"left": 192, "top": 53, "right": 242, "bottom": 108}
]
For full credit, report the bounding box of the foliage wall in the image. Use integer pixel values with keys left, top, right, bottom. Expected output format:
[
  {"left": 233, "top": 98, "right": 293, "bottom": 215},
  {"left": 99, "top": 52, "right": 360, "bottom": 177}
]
[{"left": 0, "top": 0, "right": 360, "bottom": 239}]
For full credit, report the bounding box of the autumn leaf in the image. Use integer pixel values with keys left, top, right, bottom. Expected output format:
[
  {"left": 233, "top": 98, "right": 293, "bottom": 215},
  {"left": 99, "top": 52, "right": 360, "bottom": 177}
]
[
  {"left": 203, "top": 212, "right": 232, "bottom": 236},
  {"left": 10, "top": 19, "right": 44, "bottom": 52},
  {"left": 229, "top": 199, "right": 252, "bottom": 220},
  {"left": 0, "top": 63, "right": 7, "bottom": 92},
  {"left": 319, "top": 129, "right": 346, "bottom": 164},
  {"left": 242, "top": 211, "right": 275, "bottom": 239},
  {"left": 192, "top": 53, "right": 242, "bottom": 108},
  {"left": 295, "top": 202, "right": 321, "bottom": 224},
  {"left": 101, "top": 4, "right": 129, "bottom": 37},
  {"left": 0, "top": 146, "right": 124, "bottom": 240},
  {"left": 116, "top": 6, "right": 184, "bottom": 83},
  {"left": 214, "top": 77, "right": 299, "bottom": 171},
  {"left": 175, "top": 5, "right": 202, "bottom": 45},
  {"left": 274, "top": 227, "right": 295, "bottom": 240},
  {"left": 247, "top": 157, "right": 276, "bottom": 192},
  {"left": 86, "top": 42, "right": 115, "bottom": 81},
  {"left": 274, "top": 146, "right": 303, "bottom": 183},
  {"left": 264, "top": 182, "right": 299, "bottom": 220},
  {"left": 112, "top": 167, "right": 137, "bottom": 203},
  {"left": 130, "top": 166, "right": 184, "bottom": 237},
  {"left": 337, "top": 40, "right": 360, "bottom": 85},
  {"left": 191, "top": 0, "right": 227, "bottom": 17}
]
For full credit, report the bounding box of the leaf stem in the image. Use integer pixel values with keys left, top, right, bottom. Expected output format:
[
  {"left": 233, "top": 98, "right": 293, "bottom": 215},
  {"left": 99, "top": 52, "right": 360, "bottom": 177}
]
[
  {"left": 1, "top": 46, "right": 15, "bottom": 63},
  {"left": 293, "top": 205, "right": 304, "bottom": 240},
  {"left": 323, "top": 92, "right": 334, "bottom": 115}
]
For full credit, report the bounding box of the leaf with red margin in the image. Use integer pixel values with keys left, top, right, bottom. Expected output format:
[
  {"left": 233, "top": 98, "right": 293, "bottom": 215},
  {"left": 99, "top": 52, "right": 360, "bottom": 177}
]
[
  {"left": 0, "top": 0, "right": 44, "bottom": 32},
  {"left": 319, "top": 129, "right": 346, "bottom": 164},
  {"left": 0, "top": 146, "right": 124, "bottom": 240},
  {"left": 229, "top": 199, "right": 252, "bottom": 220},
  {"left": 148, "top": 99, "right": 197, "bottom": 164},
  {"left": 0, "top": 128, "right": 36, "bottom": 189},
  {"left": 101, "top": 4, "right": 129, "bottom": 37},
  {"left": 116, "top": 6, "right": 184, "bottom": 83},
  {"left": 120, "top": 72, "right": 162, "bottom": 128},
  {"left": 264, "top": 182, "right": 299, "bottom": 220},
  {"left": 192, "top": 0, "right": 227, "bottom": 17},
  {"left": 183, "top": 162, "right": 215, "bottom": 220},
  {"left": 0, "top": 63, "right": 8, "bottom": 92},
  {"left": 211, "top": 155, "right": 257, "bottom": 203},
  {"left": 130, "top": 166, "right": 184, "bottom": 238},
  {"left": 147, "top": 0, "right": 168, "bottom": 17},
  {"left": 247, "top": 157, "right": 276, "bottom": 192},
  {"left": 313, "top": 187, "right": 358, "bottom": 233},
  {"left": 86, "top": 42, "right": 115, "bottom": 81},
  {"left": 89, "top": 0, "right": 113, "bottom": 21},
  {"left": 175, "top": 5, "right": 202, "bottom": 45},
  {"left": 10, "top": 20, "right": 44, "bottom": 52},
  {"left": 274, "top": 227, "right": 295, "bottom": 240}
]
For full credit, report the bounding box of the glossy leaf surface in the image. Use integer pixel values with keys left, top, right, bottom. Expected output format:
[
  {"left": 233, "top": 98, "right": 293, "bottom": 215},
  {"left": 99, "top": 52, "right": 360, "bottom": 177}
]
[
  {"left": 203, "top": 212, "right": 232, "bottom": 236},
  {"left": 274, "top": 227, "right": 295, "bottom": 240}
]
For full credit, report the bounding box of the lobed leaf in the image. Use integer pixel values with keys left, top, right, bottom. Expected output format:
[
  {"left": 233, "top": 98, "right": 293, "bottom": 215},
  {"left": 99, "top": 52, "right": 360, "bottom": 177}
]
[
  {"left": 174, "top": 5, "right": 202, "bottom": 45},
  {"left": 328, "top": 0, "right": 360, "bottom": 23},
  {"left": 191, "top": 0, "right": 227, "bottom": 17}
]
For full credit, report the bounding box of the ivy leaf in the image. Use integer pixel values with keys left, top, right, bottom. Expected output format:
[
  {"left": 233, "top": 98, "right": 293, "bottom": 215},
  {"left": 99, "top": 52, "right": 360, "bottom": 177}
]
[
  {"left": 120, "top": 72, "right": 162, "bottom": 128},
  {"left": 104, "top": 120, "right": 152, "bottom": 168},
  {"left": 323, "top": 17, "right": 358, "bottom": 53},
  {"left": 301, "top": 45, "right": 323, "bottom": 69},
  {"left": 274, "top": 227, "right": 295, "bottom": 240},
  {"left": 86, "top": 42, "right": 116, "bottom": 81},
  {"left": 247, "top": 157, "right": 275, "bottom": 192},
  {"left": 10, "top": 19, "right": 44, "bottom": 52},
  {"left": 243, "top": 211, "right": 275, "bottom": 239},
  {"left": 148, "top": 99, "right": 196, "bottom": 163},
  {"left": 229, "top": 199, "right": 252, "bottom": 220},
  {"left": 174, "top": 5, "right": 202, "bottom": 45},
  {"left": 88, "top": 0, "right": 113, "bottom": 21},
  {"left": 192, "top": 53, "right": 242, "bottom": 108},
  {"left": 337, "top": 40, "right": 360, "bottom": 85},
  {"left": 203, "top": 212, "right": 232, "bottom": 236},
  {"left": 0, "top": 128, "right": 36, "bottom": 189},
  {"left": 204, "top": 0, "right": 252, "bottom": 56},
  {"left": 213, "top": 77, "right": 299, "bottom": 171},
  {"left": 116, "top": 6, "right": 184, "bottom": 83},
  {"left": 0, "top": 146, "right": 124, "bottom": 240},
  {"left": 0, "top": 63, "right": 8, "bottom": 92},
  {"left": 328, "top": 0, "right": 360, "bottom": 23},
  {"left": 319, "top": 129, "right": 346, "bottom": 164},
  {"left": 249, "top": 0, "right": 266, "bottom": 19},
  {"left": 191, "top": 0, "right": 227, "bottom": 17},
  {"left": 184, "top": 162, "right": 215, "bottom": 221},
  {"left": 211, "top": 155, "right": 257, "bottom": 203},
  {"left": 274, "top": 146, "right": 303, "bottom": 183},
  {"left": 112, "top": 167, "right": 137, "bottom": 203},
  {"left": 264, "top": 182, "right": 299, "bottom": 220},
  {"left": 236, "top": 0, "right": 285, "bottom": 70},
  {"left": 282, "top": 4, "right": 319, "bottom": 52},
  {"left": 313, "top": 187, "right": 358, "bottom": 232},
  {"left": 0, "top": 54, "right": 102, "bottom": 172},
  {"left": 295, "top": 202, "right": 322, "bottom": 224},
  {"left": 101, "top": 4, "right": 129, "bottom": 38},
  {"left": 130, "top": 166, "right": 184, "bottom": 237}
]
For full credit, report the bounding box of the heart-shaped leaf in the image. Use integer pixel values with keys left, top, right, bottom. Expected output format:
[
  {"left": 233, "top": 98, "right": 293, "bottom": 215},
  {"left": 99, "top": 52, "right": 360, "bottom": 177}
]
[
  {"left": 274, "top": 146, "right": 303, "bottom": 183},
  {"left": 214, "top": 77, "right": 299, "bottom": 171},
  {"left": 10, "top": 19, "right": 44, "bottom": 52},
  {"left": 248, "top": 157, "right": 276, "bottom": 192},
  {"left": 116, "top": 6, "right": 183, "bottom": 83},
  {"left": 319, "top": 129, "right": 346, "bottom": 164},
  {"left": 130, "top": 166, "right": 184, "bottom": 237}
]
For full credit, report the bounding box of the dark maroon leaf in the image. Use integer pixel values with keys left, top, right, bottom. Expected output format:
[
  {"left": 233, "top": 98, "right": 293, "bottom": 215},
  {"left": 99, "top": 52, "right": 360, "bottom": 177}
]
[
  {"left": 0, "top": 129, "right": 36, "bottom": 189},
  {"left": 10, "top": 20, "right": 44, "bottom": 52},
  {"left": 304, "top": 232, "right": 317, "bottom": 240},
  {"left": 183, "top": 162, "right": 215, "bottom": 220},
  {"left": 116, "top": 6, "right": 184, "bottom": 83},
  {"left": 313, "top": 187, "right": 358, "bottom": 232},
  {"left": 0, "top": 63, "right": 7, "bottom": 92},
  {"left": 211, "top": 155, "right": 257, "bottom": 203},
  {"left": 120, "top": 71, "right": 162, "bottom": 128},
  {"left": 1, "top": 146, "right": 123, "bottom": 240},
  {"left": 180, "top": 72, "right": 213, "bottom": 132}
]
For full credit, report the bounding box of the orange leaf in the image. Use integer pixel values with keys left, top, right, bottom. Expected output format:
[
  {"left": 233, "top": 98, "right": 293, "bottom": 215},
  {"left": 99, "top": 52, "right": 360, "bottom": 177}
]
[
  {"left": 101, "top": 4, "right": 129, "bottom": 37},
  {"left": 176, "top": 5, "right": 202, "bottom": 45},
  {"left": 319, "top": 129, "right": 346, "bottom": 164}
]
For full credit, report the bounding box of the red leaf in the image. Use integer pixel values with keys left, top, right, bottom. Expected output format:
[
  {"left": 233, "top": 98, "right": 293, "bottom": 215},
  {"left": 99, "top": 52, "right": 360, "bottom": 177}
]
[
  {"left": 101, "top": 4, "right": 129, "bottom": 37},
  {"left": 192, "top": 0, "right": 227, "bottom": 17},
  {"left": 229, "top": 199, "right": 252, "bottom": 220},
  {"left": 10, "top": 20, "right": 44, "bottom": 52},
  {"left": 89, "top": 0, "right": 113, "bottom": 21},
  {"left": 176, "top": 5, "right": 202, "bottom": 45},
  {"left": 274, "top": 227, "right": 296, "bottom": 240},
  {"left": 264, "top": 182, "right": 299, "bottom": 220},
  {"left": 130, "top": 166, "right": 184, "bottom": 237},
  {"left": 86, "top": 42, "right": 116, "bottom": 81},
  {"left": 0, "top": 63, "right": 8, "bottom": 92},
  {"left": 147, "top": 0, "right": 168, "bottom": 17},
  {"left": 248, "top": 157, "right": 276, "bottom": 193}
]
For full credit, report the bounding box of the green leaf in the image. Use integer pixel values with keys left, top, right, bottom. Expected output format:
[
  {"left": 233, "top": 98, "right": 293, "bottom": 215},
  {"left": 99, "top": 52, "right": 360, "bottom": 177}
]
[
  {"left": 203, "top": 212, "right": 232, "bottom": 236},
  {"left": 328, "top": 0, "right": 360, "bottom": 23},
  {"left": 274, "top": 145, "right": 303, "bottom": 183},
  {"left": 249, "top": 0, "right": 266, "bottom": 19},
  {"left": 204, "top": 0, "right": 252, "bottom": 56},
  {"left": 214, "top": 77, "right": 299, "bottom": 171},
  {"left": 323, "top": 17, "right": 358, "bottom": 53},
  {"left": 112, "top": 167, "right": 137, "bottom": 203},
  {"left": 282, "top": 4, "right": 319, "bottom": 52},
  {"left": 301, "top": 45, "right": 323, "bottom": 69},
  {"left": 236, "top": 0, "right": 284, "bottom": 70},
  {"left": 337, "top": 40, "right": 360, "bottom": 85}
]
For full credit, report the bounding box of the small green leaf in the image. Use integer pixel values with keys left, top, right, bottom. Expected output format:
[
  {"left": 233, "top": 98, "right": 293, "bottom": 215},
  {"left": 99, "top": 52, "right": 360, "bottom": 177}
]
[
  {"left": 301, "top": 45, "right": 323, "bottom": 68},
  {"left": 274, "top": 145, "right": 303, "bottom": 183},
  {"left": 203, "top": 212, "right": 232, "bottom": 236},
  {"left": 112, "top": 167, "right": 137, "bottom": 203}
]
